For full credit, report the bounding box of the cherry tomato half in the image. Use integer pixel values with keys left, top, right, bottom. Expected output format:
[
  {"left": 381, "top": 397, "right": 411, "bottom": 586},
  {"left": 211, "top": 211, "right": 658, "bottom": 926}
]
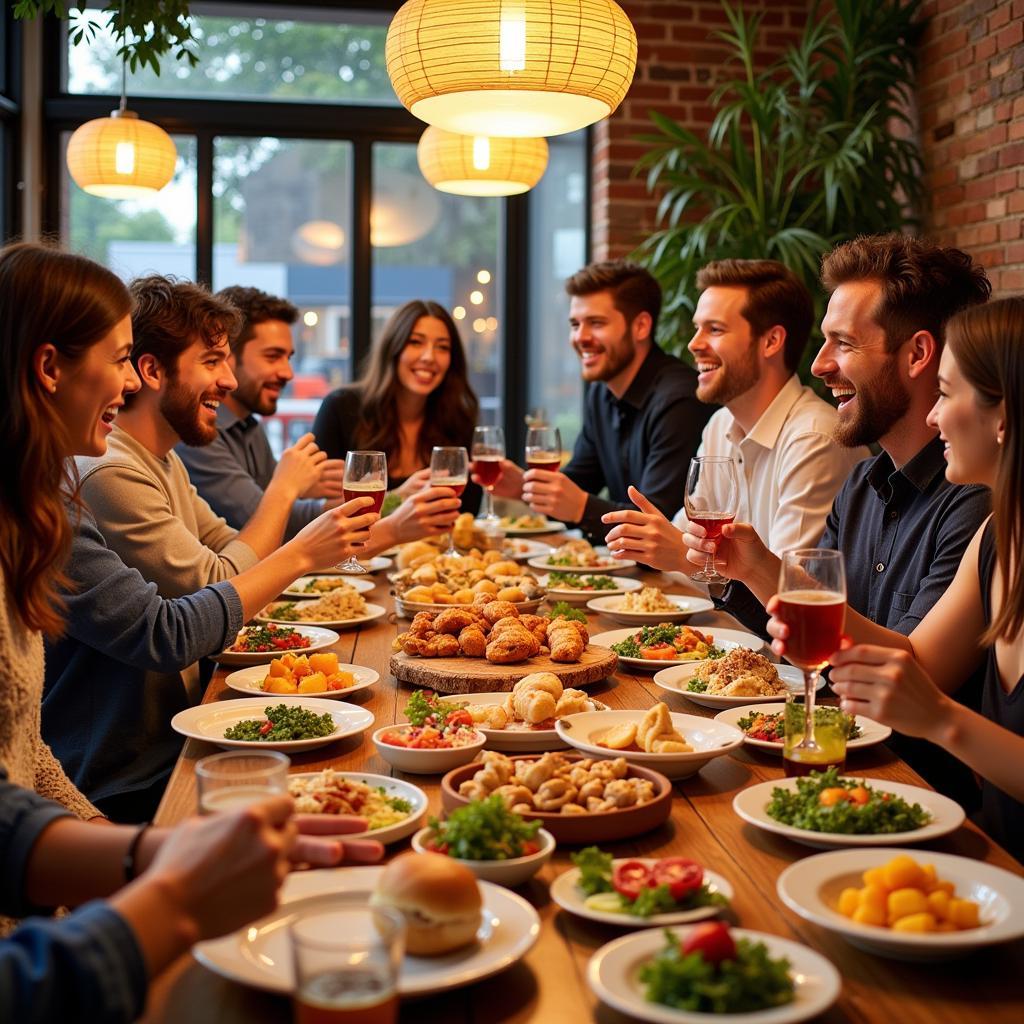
[
  {"left": 681, "top": 921, "right": 737, "bottom": 966},
  {"left": 651, "top": 858, "right": 703, "bottom": 900},
  {"left": 446, "top": 709, "right": 474, "bottom": 729},
  {"left": 612, "top": 860, "right": 653, "bottom": 901}
]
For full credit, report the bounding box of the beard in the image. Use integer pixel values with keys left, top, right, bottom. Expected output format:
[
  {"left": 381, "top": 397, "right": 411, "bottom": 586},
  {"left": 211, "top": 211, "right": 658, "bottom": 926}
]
[
  {"left": 696, "top": 343, "right": 760, "bottom": 405},
  {"left": 832, "top": 356, "right": 909, "bottom": 448},
  {"left": 161, "top": 377, "right": 219, "bottom": 446},
  {"left": 577, "top": 331, "right": 636, "bottom": 383},
  {"left": 233, "top": 374, "right": 278, "bottom": 416}
]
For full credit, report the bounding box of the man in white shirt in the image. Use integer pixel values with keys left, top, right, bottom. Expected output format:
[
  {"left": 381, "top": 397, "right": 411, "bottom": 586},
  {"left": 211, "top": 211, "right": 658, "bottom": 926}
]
[{"left": 603, "top": 259, "right": 867, "bottom": 630}]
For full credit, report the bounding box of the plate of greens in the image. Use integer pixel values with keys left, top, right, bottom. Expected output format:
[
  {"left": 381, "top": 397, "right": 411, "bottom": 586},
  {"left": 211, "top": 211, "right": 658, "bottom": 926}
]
[
  {"left": 170, "top": 698, "right": 374, "bottom": 753},
  {"left": 732, "top": 769, "right": 965, "bottom": 849},
  {"left": 539, "top": 572, "right": 643, "bottom": 605},
  {"left": 714, "top": 704, "right": 891, "bottom": 753},
  {"left": 215, "top": 624, "right": 340, "bottom": 666},
  {"left": 551, "top": 847, "right": 732, "bottom": 928},
  {"left": 587, "top": 924, "right": 840, "bottom": 1024},
  {"left": 282, "top": 575, "right": 376, "bottom": 598},
  {"left": 592, "top": 625, "right": 761, "bottom": 671}
]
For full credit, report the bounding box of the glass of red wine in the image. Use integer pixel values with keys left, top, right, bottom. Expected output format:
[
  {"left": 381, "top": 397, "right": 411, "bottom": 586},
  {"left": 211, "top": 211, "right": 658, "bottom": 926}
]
[
  {"left": 776, "top": 548, "right": 848, "bottom": 776},
  {"left": 471, "top": 425, "right": 505, "bottom": 522},
  {"left": 430, "top": 446, "right": 468, "bottom": 556},
  {"left": 339, "top": 450, "right": 387, "bottom": 573},
  {"left": 524, "top": 425, "right": 562, "bottom": 473},
  {"left": 683, "top": 455, "right": 740, "bottom": 583}
]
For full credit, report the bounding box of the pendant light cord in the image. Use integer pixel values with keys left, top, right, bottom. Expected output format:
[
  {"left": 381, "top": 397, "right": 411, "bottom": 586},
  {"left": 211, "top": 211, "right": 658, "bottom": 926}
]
[{"left": 117, "top": 0, "right": 127, "bottom": 114}]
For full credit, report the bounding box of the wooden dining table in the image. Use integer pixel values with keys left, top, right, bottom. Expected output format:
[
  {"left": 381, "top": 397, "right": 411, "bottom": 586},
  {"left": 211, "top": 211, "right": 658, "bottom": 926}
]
[{"left": 144, "top": 556, "right": 1024, "bottom": 1024}]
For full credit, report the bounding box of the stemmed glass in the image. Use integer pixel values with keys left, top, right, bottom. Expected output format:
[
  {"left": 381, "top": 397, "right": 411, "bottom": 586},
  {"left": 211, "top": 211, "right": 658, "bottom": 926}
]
[
  {"left": 471, "top": 425, "right": 505, "bottom": 522},
  {"left": 524, "top": 426, "right": 562, "bottom": 473},
  {"left": 683, "top": 455, "right": 740, "bottom": 583},
  {"left": 430, "top": 446, "right": 468, "bottom": 556},
  {"left": 776, "top": 549, "right": 848, "bottom": 776},
  {"left": 339, "top": 450, "right": 387, "bottom": 574}
]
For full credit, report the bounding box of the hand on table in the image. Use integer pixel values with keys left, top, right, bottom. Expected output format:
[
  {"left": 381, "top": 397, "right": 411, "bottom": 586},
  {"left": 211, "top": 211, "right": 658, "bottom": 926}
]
[
  {"left": 602, "top": 486, "right": 687, "bottom": 570},
  {"left": 522, "top": 468, "right": 587, "bottom": 523}
]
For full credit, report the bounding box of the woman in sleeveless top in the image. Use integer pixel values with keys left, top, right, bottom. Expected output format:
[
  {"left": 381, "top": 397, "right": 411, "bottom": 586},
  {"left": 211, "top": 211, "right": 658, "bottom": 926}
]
[{"left": 768, "top": 298, "right": 1024, "bottom": 858}]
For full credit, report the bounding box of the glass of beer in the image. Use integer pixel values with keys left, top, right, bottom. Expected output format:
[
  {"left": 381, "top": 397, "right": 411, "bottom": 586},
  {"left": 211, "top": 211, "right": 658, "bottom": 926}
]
[
  {"left": 524, "top": 425, "right": 562, "bottom": 473},
  {"left": 339, "top": 451, "right": 387, "bottom": 573},
  {"left": 290, "top": 901, "right": 405, "bottom": 1024},
  {"left": 783, "top": 701, "right": 851, "bottom": 777},
  {"left": 429, "top": 446, "right": 469, "bottom": 556},
  {"left": 471, "top": 425, "right": 505, "bottom": 522},
  {"left": 776, "top": 548, "right": 847, "bottom": 776},
  {"left": 195, "top": 750, "right": 289, "bottom": 814},
  {"left": 683, "top": 456, "right": 740, "bottom": 583}
]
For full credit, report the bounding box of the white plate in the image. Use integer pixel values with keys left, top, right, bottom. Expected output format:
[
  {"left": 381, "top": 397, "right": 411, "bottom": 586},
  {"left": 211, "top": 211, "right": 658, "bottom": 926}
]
[
  {"left": 714, "top": 704, "right": 892, "bottom": 752},
  {"left": 256, "top": 601, "right": 388, "bottom": 629},
  {"left": 169, "top": 698, "right": 374, "bottom": 753},
  {"left": 503, "top": 539, "right": 554, "bottom": 561},
  {"left": 556, "top": 710, "right": 743, "bottom": 779},
  {"left": 551, "top": 859, "right": 734, "bottom": 927},
  {"left": 586, "top": 593, "right": 716, "bottom": 625},
  {"left": 587, "top": 926, "right": 840, "bottom": 1024},
  {"left": 223, "top": 663, "right": 379, "bottom": 700},
  {"left": 591, "top": 626, "right": 763, "bottom": 673},
  {"left": 539, "top": 573, "right": 643, "bottom": 605},
  {"left": 528, "top": 553, "right": 636, "bottom": 574},
  {"left": 732, "top": 777, "right": 966, "bottom": 849},
  {"left": 438, "top": 691, "right": 611, "bottom": 751},
  {"left": 501, "top": 519, "right": 566, "bottom": 536},
  {"left": 215, "top": 625, "right": 340, "bottom": 666},
  {"left": 314, "top": 556, "right": 394, "bottom": 575},
  {"left": 655, "top": 663, "right": 822, "bottom": 709},
  {"left": 776, "top": 847, "right": 1024, "bottom": 960},
  {"left": 282, "top": 576, "right": 376, "bottom": 598},
  {"left": 194, "top": 866, "right": 540, "bottom": 995}
]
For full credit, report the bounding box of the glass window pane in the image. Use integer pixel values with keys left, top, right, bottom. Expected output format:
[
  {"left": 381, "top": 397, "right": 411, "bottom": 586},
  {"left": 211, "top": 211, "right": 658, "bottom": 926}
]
[
  {"left": 213, "top": 136, "right": 353, "bottom": 456},
  {"left": 372, "top": 142, "right": 504, "bottom": 428},
  {"left": 65, "top": 6, "right": 397, "bottom": 106},
  {"left": 528, "top": 130, "right": 587, "bottom": 449},
  {"left": 60, "top": 132, "right": 197, "bottom": 278}
]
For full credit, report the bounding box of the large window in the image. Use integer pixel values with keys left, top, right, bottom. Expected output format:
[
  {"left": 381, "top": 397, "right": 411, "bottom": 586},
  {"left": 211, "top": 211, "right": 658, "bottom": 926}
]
[{"left": 0, "top": 8, "right": 17, "bottom": 243}]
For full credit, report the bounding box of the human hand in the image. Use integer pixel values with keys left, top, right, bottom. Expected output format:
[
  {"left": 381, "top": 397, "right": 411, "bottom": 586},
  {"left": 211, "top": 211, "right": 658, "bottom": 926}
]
[
  {"left": 684, "top": 521, "right": 778, "bottom": 597},
  {"left": 383, "top": 486, "right": 463, "bottom": 544},
  {"left": 289, "top": 814, "right": 385, "bottom": 867},
  {"left": 471, "top": 458, "right": 523, "bottom": 499},
  {"left": 522, "top": 468, "right": 587, "bottom": 523},
  {"left": 291, "top": 497, "right": 380, "bottom": 570},
  {"left": 271, "top": 433, "right": 328, "bottom": 500},
  {"left": 393, "top": 468, "right": 433, "bottom": 499},
  {"left": 302, "top": 457, "right": 345, "bottom": 500},
  {"left": 602, "top": 486, "right": 686, "bottom": 570}
]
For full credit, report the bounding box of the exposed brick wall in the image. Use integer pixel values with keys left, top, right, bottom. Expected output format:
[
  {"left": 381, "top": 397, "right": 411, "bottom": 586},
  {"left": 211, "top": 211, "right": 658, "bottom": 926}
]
[{"left": 917, "top": 0, "right": 1024, "bottom": 294}]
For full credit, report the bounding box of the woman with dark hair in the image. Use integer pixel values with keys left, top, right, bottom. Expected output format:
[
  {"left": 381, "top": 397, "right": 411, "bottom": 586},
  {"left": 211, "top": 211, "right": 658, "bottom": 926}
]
[
  {"left": 313, "top": 299, "right": 482, "bottom": 508},
  {"left": 767, "top": 297, "right": 1024, "bottom": 858}
]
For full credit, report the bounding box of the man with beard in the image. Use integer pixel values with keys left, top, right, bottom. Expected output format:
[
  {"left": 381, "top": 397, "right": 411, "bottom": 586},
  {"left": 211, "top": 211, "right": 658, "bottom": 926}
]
[
  {"left": 602, "top": 259, "right": 867, "bottom": 630},
  {"left": 481, "top": 260, "right": 709, "bottom": 537},
  {"left": 76, "top": 276, "right": 330, "bottom": 598}
]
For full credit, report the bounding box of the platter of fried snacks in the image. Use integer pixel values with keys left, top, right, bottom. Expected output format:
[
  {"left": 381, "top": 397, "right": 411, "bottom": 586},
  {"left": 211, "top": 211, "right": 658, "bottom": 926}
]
[{"left": 586, "top": 590, "right": 716, "bottom": 625}]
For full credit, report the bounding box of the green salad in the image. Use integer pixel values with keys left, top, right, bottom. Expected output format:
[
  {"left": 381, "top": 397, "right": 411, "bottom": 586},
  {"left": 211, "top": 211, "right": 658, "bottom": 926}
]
[
  {"left": 736, "top": 707, "right": 861, "bottom": 743},
  {"left": 547, "top": 571, "right": 617, "bottom": 590},
  {"left": 611, "top": 624, "right": 724, "bottom": 661},
  {"left": 766, "top": 767, "right": 931, "bottom": 834},
  {"left": 424, "top": 795, "right": 542, "bottom": 860},
  {"left": 223, "top": 704, "right": 336, "bottom": 742},
  {"left": 544, "top": 601, "right": 588, "bottom": 623},
  {"left": 266, "top": 601, "right": 302, "bottom": 622}
]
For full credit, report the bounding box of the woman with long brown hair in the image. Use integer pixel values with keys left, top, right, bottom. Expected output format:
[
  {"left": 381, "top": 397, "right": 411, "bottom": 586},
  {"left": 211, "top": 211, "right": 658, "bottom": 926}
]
[{"left": 767, "top": 297, "right": 1024, "bottom": 858}]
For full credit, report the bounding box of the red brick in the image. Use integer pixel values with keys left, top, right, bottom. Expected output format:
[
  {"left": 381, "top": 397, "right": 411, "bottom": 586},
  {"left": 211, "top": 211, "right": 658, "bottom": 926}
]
[{"left": 996, "top": 21, "right": 1024, "bottom": 50}]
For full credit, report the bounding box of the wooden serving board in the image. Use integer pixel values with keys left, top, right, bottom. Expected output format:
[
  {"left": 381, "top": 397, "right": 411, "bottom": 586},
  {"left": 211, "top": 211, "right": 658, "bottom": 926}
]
[{"left": 389, "top": 644, "right": 619, "bottom": 694}]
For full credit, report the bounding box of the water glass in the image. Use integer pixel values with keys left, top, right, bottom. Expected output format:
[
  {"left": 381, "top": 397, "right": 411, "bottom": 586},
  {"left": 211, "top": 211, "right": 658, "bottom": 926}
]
[{"left": 195, "top": 750, "right": 290, "bottom": 815}]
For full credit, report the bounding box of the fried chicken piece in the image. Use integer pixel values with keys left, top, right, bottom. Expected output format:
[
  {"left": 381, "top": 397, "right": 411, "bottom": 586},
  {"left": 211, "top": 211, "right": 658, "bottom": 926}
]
[
  {"left": 409, "top": 611, "right": 437, "bottom": 636},
  {"left": 518, "top": 614, "right": 545, "bottom": 632},
  {"left": 433, "top": 607, "right": 477, "bottom": 635},
  {"left": 554, "top": 688, "right": 591, "bottom": 717},
  {"left": 457, "top": 624, "right": 487, "bottom": 657},
  {"left": 547, "top": 626, "right": 584, "bottom": 662},
  {"left": 485, "top": 630, "right": 534, "bottom": 663},
  {"left": 403, "top": 633, "right": 459, "bottom": 658},
  {"left": 488, "top": 615, "right": 525, "bottom": 637},
  {"left": 547, "top": 617, "right": 589, "bottom": 645},
  {"left": 481, "top": 600, "right": 519, "bottom": 625}
]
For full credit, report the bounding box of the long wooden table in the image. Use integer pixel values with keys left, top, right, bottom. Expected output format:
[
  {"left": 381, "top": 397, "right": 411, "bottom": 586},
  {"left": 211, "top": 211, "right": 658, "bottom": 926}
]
[{"left": 146, "top": 564, "right": 1024, "bottom": 1024}]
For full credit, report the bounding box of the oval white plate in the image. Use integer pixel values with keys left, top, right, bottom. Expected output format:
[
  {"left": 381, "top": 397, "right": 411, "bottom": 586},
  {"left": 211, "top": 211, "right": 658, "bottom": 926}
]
[
  {"left": 586, "top": 593, "right": 716, "bottom": 625},
  {"left": 503, "top": 539, "right": 554, "bottom": 561},
  {"left": 501, "top": 519, "right": 566, "bottom": 536},
  {"left": 655, "top": 662, "right": 822, "bottom": 709},
  {"left": 215, "top": 625, "right": 340, "bottom": 666},
  {"left": 169, "top": 697, "right": 374, "bottom": 752},
  {"left": 438, "top": 691, "right": 611, "bottom": 752},
  {"left": 282, "top": 576, "right": 376, "bottom": 598},
  {"left": 732, "top": 777, "right": 966, "bottom": 849},
  {"left": 528, "top": 553, "right": 636, "bottom": 574},
  {"left": 592, "top": 626, "right": 763, "bottom": 673},
  {"left": 539, "top": 573, "right": 643, "bottom": 605},
  {"left": 314, "top": 556, "right": 393, "bottom": 575},
  {"left": 194, "top": 866, "right": 540, "bottom": 995},
  {"left": 587, "top": 926, "right": 840, "bottom": 1024},
  {"left": 256, "top": 601, "right": 388, "bottom": 629},
  {"left": 714, "top": 703, "right": 892, "bottom": 752},
  {"left": 223, "top": 663, "right": 379, "bottom": 700},
  {"left": 552, "top": 860, "right": 733, "bottom": 928},
  {"left": 776, "top": 847, "right": 1024, "bottom": 960}
]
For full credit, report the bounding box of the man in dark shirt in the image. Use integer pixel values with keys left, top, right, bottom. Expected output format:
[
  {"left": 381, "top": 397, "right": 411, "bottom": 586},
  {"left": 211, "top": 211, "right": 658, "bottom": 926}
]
[{"left": 484, "top": 260, "right": 711, "bottom": 538}]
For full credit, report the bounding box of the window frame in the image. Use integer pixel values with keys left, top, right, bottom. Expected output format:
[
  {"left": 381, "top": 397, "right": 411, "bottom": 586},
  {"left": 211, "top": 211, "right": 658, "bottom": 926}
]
[{"left": 0, "top": 7, "right": 21, "bottom": 242}]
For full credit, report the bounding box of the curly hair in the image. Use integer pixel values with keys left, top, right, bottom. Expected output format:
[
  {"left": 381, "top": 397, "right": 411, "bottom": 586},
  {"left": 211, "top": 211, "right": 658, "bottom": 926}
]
[
  {"left": 565, "top": 260, "right": 662, "bottom": 338},
  {"left": 216, "top": 285, "right": 298, "bottom": 356}
]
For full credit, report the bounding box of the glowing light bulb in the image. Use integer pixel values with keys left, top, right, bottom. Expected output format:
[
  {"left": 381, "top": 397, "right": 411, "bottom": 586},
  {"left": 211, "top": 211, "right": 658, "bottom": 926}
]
[
  {"left": 453, "top": 305, "right": 466, "bottom": 320},
  {"left": 470, "top": 290, "right": 484, "bottom": 305},
  {"left": 115, "top": 141, "right": 136, "bottom": 175},
  {"left": 499, "top": 7, "right": 526, "bottom": 72},
  {"left": 303, "top": 311, "right": 319, "bottom": 327},
  {"left": 472, "top": 136, "right": 491, "bottom": 171},
  {"left": 477, "top": 270, "right": 491, "bottom": 284}
]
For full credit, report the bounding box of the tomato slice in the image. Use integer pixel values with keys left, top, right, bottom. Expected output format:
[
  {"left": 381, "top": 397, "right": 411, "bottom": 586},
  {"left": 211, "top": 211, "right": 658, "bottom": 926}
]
[
  {"left": 446, "top": 709, "right": 473, "bottom": 729},
  {"left": 681, "top": 921, "right": 737, "bottom": 966},
  {"left": 652, "top": 858, "right": 703, "bottom": 900},
  {"left": 612, "top": 860, "right": 653, "bottom": 901}
]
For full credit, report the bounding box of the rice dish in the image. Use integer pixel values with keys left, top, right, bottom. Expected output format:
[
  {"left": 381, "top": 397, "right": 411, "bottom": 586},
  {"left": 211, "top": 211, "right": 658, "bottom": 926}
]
[
  {"left": 617, "top": 587, "right": 678, "bottom": 613},
  {"left": 691, "top": 649, "right": 787, "bottom": 697},
  {"left": 288, "top": 770, "right": 412, "bottom": 830},
  {"left": 265, "top": 588, "right": 368, "bottom": 622}
]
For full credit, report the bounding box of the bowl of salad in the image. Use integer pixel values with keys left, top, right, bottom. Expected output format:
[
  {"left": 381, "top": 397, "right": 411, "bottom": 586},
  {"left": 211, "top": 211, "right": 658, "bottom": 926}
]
[
  {"left": 539, "top": 572, "right": 643, "bottom": 605},
  {"left": 372, "top": 691, "right": 486, "bottom": 773},
  {"left": 411, "top": 795, "right": 556, "bottom": 885}
]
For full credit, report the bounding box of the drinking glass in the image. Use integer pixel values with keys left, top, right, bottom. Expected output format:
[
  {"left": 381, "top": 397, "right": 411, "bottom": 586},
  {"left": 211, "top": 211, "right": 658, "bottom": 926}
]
[
  {"left": 783, "top": 700, "right": 851, "bottom": 777},
  {"left": 776, "top": 548, "right": 847, "bottom": 776},
  {"left": 339, "top": 451, "right": 387, "bottom": 573},
  {"left": 471, "top": 425, "right": 505, "bottom": 522},
  {"left": 524, "top": 426, "right": 562, "bottom": 473},
  {"left": 290, "top": 901, "right": 405, "bottom": 1024},
  {"left": 430, "top": 445, "right": 468, "bottom": 556},
  {"left": 683, "top": 456, "right": 740, "bottom": 583},
  {"left": 195, "top": 750, "right": 289, "bottom": 814}
]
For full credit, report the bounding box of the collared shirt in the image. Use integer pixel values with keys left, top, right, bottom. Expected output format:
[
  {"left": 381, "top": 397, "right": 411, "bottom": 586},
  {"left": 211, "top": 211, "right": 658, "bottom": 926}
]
[
  {"left": 176, "top": 403, "right": 324, "bottom": 538},
  {"left": 564, "top": 344, "right": 711, "bottom": 539}
]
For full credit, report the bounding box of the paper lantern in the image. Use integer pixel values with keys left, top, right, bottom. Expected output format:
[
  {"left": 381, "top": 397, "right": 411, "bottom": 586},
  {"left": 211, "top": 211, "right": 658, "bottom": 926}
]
[
  {"left": 292, "top": 220, "right": 346, "bottom": 266},
  {"left": 386, "top": 0, "right": 637, "bottom": 137},
  {"left": 371, "top": 167, "right": 442, "bottom": 247},
  {"left": 66, "top": 109, "right": 177, "bottom": 199},
  {"left": 417, "top": 126, "right": 548, "bottom": 196}
]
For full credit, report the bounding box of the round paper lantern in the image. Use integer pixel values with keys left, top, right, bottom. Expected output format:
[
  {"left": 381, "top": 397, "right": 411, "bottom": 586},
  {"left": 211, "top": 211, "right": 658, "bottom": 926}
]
[
  {"left": 417, "top": 126, "right": 549, "bottom": 196},
  {"left": 66, "top": 109, "right": 177, "bottom": 199},
  {"left": 371, "top": 167, "right": 442, "bottom": 247},
  {"left": 386, "top": 0, "right": 637, "bottom": 138}
]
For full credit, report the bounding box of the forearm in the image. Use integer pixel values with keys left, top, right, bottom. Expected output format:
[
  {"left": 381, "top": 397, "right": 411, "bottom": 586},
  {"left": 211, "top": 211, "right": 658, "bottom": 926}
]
[
  {"left": 235, "top": 481, "right": 299, "bottom": 558},
  {"left": 108, "top": 874, "right": 200, "bottom": 979},
  {"left": 840, "top": 605, "right": 916, "bottom": 652},
  {"left": 229, "top": 543, "right": 317, "bottom": 620}
]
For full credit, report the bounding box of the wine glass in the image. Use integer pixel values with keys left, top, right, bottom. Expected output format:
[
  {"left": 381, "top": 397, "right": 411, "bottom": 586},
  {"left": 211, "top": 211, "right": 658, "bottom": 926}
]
[
  {"left": 430, "top": 446, "right": 468, "bottom": 556},
  {"left": 683, "top": 455, "right": 740, "bottom": 583},
  {"left": 776, "top": 548, "right": 847, "bottom": 776},
  {"left": 471, "top": 425, "right": 505, "bottom": 522},
  {"left": 524, "top": 426, "right": 562, "bottom": 473},
  {"left": 339, "top": 450, "right": 387, "bottom": 573}
]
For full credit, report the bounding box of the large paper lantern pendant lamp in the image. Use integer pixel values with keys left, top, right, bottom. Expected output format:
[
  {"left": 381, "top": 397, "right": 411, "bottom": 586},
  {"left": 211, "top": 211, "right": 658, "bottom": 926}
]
[
  {"left": 386, "top": 0, "right": 637, "bottom": 138},
  {"left": 417, "top": 126, "right": 549, "bottom": 196}
]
